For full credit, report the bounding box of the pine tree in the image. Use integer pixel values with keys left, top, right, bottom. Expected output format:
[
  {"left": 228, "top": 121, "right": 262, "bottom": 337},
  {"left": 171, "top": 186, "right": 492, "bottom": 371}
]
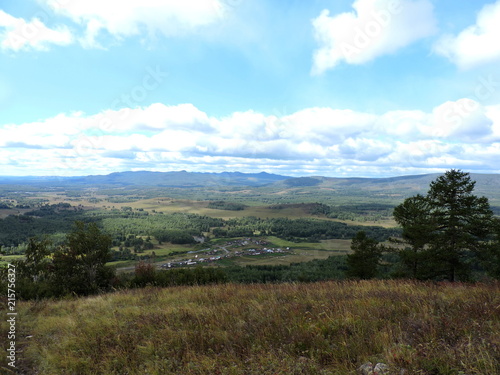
[
  {"left": 346, "top": 231, "right": 382, "bottom": 279},
  {"left": 393, "top": 170, "right": 496, "bottom": 281},
  {"left": 393, "top": 194, "right": 434, "bottom": 279}
]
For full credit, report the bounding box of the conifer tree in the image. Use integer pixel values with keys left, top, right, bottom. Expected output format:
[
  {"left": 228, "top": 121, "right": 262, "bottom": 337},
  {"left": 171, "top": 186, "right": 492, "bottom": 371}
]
[
  {"left": 346, "top": 231, "right": 382, "bottom": 279},
  {"left": 393, "top": 170, "right": 496, "bottom": 281}
]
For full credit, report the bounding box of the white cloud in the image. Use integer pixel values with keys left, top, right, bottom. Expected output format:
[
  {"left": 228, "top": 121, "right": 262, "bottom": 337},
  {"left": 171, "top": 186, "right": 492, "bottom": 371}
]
[
  {"left": 336, "top": 137, "right": 393, "bottom": 161},
  {"left": 431, "top": 99, "right": 494, "bottom": 140},
  {"left": 0, "top": 10, "right": 73, "bottom": 51},
  {"left": 433, "top": 0, "right": 500, "bottom": 69},
  {"left": 39, "top": 0, "right": 229, "bottom": 48},
  {"left": 280, "top": 107, "right": 377, "bottom": 144},
  {"left": 311, "top": 0, "right": 437, "bottom": 74},
  {"left": 1, "top": 101, "right": 500, "bottom": 177}
]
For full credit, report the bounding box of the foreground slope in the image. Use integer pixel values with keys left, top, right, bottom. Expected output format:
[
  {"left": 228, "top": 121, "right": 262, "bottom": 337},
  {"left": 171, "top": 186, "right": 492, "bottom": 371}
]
[{"left": 3, "top": 280, "right": 499, "bottom": 374}]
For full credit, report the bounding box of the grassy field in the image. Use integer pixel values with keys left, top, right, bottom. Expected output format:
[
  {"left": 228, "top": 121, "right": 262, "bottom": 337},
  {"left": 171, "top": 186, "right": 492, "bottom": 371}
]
[
  {"left": 2, "top": 280, "right": 499, "bottom": 375},
  {"left": 136, "top": 200, "right": 398, "bottom": 227},
  {"left": 0, "top": 254, "right": 23, "bottom": 267},
  {"left": 28, "top": 191, "right": 399, "bottom": 227},
  {"left": 226, "top": 237, "right": 351, "bottom": 266}
]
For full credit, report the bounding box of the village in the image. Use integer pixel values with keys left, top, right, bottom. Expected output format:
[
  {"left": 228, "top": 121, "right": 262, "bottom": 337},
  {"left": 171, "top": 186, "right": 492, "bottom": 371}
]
[{"left": 160, "top": 237, "right": 291, "bottom": 269}]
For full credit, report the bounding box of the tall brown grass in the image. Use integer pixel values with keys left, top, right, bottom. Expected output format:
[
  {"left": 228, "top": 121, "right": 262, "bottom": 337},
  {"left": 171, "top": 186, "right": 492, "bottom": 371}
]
[{"left": 2, "top": 280, "right": 499, "bottom": 374}]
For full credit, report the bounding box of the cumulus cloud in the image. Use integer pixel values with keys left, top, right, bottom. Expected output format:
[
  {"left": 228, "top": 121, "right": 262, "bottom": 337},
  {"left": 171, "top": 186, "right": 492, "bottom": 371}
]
[
  {"left": 431, "top": 99, "right": 494, "bottom": 140},
  {"left": 433, "top": 0, "right": 500, "bottom": 69},
  {"left": 38, "top": 0, "right": 229, "bottom": 48},
  {"left": 0, "top": 10, "right": 73, "bottom": 51},
  {"left": 311, "top": 0, "right": 437, "bottom": 74},
  {"left": 280, "top": 108, "right": 377, "bottom": 143},
  {"left": 1, "top": 101, "right": 500, "bottom": 177}
]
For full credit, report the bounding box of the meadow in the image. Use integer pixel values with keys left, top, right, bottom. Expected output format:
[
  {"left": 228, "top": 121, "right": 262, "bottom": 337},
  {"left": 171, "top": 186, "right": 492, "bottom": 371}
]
[{"left": 2, "top": 280, "right": 499, "bottom": 375}]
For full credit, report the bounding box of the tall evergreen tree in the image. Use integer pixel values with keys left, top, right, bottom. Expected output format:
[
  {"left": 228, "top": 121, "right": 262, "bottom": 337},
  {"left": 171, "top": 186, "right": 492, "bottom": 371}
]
[
  {"left": 393, "top": 170, "right": 496, "bottom": 281},
  {"left": 393, "top": 194, "right": 434, "bottom": 279},
  {"left": 346, "top": 231, "right": 382, "bottom": 279}
]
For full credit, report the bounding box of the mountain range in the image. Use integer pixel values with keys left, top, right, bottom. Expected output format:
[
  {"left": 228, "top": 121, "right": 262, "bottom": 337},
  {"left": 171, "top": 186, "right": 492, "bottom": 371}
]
[{"left": 1, "top": 170, "right": 499, "bottom": 201}]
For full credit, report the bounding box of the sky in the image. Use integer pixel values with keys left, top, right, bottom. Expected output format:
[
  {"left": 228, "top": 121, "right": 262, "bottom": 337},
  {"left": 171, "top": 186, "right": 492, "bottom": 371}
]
[{"left": 1, "top": 0, "right": 500, "bottom": 178}]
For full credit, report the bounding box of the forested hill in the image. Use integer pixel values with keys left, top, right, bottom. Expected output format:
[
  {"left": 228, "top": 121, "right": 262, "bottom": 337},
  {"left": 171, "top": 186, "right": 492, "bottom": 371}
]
[
  {"left": 0, "top": 171, "right": 291, "bottom": 187},
  {"left": 1, "top": 171, "right": 499, "bottom": 203},
  {"left": 279, "top": 173, "right": 500, "bottom": 203}
]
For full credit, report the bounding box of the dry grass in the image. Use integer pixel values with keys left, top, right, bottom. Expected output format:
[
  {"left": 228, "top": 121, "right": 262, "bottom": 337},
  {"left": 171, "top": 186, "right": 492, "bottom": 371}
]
[{"left": 2, "top": 280, "right": 499, "bottom": 374}]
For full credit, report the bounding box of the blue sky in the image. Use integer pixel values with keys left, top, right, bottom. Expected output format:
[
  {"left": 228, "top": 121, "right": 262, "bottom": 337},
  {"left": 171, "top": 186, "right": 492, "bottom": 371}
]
[{"left": 1, "top": 0, "right": 500, "bottom": 177}]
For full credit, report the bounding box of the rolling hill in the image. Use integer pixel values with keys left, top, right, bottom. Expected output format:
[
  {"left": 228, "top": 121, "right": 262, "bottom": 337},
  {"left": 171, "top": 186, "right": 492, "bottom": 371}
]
[{"left": 1, "top": 171, "right": 499, "bottom": 205}]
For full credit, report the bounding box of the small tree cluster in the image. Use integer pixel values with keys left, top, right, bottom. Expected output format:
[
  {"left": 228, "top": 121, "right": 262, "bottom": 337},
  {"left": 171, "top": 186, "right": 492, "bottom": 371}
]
[
  {"left": 393, "top": 170, "right": 499, "bottom": 281},
  {"left": 10, "top": 221, "right": 116, "bottom": 298}
]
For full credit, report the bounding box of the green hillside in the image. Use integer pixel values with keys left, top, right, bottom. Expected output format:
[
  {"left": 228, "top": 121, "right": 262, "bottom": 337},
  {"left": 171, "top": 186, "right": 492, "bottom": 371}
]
[{"left": 3, "top": 280, "right": 498, "bottom": 374}]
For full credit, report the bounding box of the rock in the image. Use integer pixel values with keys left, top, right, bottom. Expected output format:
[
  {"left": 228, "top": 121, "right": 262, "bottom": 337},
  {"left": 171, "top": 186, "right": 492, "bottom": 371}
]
[
  {"left": 358, "top": 362, "right": 391, "bottom": 375},
  {"left": 358, "top": 362, "right": 374, "bottom": 375},
  {"left": 374, "top": 363, "right": 390, "bottom": 374}
]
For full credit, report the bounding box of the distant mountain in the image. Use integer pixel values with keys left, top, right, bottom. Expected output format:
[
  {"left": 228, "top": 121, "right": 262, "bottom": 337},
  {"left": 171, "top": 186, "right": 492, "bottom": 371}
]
[
  {"left": 1, "top": 172, "right": 499, "bottom": 204},
  {"left": 277, "top": 173, "right": 500, "bottom": 204},
  {"left": 0, "top": 171, "right": 291, "bottom": 188}
]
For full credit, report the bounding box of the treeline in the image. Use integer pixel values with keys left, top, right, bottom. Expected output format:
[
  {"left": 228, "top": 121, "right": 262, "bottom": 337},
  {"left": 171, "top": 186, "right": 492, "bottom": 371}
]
[
  {"left": 224, "top": 256, "right": 348, "bottom": 283},
  {"left": 126, "top": 262, "right": 228, "bottom": 288},
  {"left": 327, "top": 203, "right": 394, "bottom": 222},
  {"left": 0, "top": 211, "right": 81, "bottom": 247},
  {"left": 207, "top": 200, "right": 247, "bottom": 211},
  {"left": 216, "top": 216, "right": 399, "bottom": 242},
  {"left": 124, "top": 256, "right": 348, "bottom": 287}
]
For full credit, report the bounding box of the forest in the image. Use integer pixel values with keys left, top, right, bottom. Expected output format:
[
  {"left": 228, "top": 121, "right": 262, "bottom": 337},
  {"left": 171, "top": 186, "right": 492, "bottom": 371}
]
[{"left": 1, "top": 170, "right": 500, "bottom": 299}]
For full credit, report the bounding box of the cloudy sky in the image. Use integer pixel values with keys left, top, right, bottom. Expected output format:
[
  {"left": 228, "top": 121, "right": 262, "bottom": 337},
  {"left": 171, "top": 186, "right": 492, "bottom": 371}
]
[{"left": 1, "top": 0, "right": 500, "bottom": 177}]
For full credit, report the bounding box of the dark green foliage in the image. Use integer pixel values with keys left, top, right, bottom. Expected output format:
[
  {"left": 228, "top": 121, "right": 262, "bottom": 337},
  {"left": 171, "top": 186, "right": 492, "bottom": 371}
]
[
  {"left": 124, "top": 256, "right": 349, "bottom": 287},
  {"left": 10, "top": 222, "right": 116, "bottom": 299},
  {"left": 211, "top": 216, "right": 399, "bottom": 241},
  {"left": 346, "top": 231, "right": 382, "bottom": 279},
  {"left": 307, "top": 202, "right": 332, "bottom": 216},
  {"left": 268, "top": 202, "right": 332, "bottom": 216},
  {"left": 153, "top": 229, "right": 196, "bottom": 244},
  {"left": 479, "top": 218, "right": 500, "bottom": 279},
  {"left": 11, "top": 238, "right": 54, "bottom": 299},
  {"left": 265, "top": 217, "right": 398, "bottom": 241},
  {"left": 328, "top": 203, "right": 394, "bottom": 222},
  {"left": 393, "top": 170, "right": 498, "bottom": 281},
  {"left": 212, "top": 216, "right": 398, "bottom": 242},
  {"left": 111, "top": 247, "right": 135, "bottom": 261},
  {"left": 25, "top": 203, "right": 72, "bottom": 217},
  {"left": 51, "top": 222, "right": 116, "bottom": 296},
  {"left": 0, "top": 209, "right": 81, "bottom": 247},
  {"left": 207, "top": 201, "right": 247, "bottom": 211},
  {"left": 128, "top": 265, "right": 228, "bottom": 287},
  {"left": 393, "top": 194, "right": 435, "bottom": 279},
  {"left": 427, "top": 170, "right": 495, "bottom": 281},
  {"left": 224, "top": 255, "right": 348, "bottom": 283}
]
